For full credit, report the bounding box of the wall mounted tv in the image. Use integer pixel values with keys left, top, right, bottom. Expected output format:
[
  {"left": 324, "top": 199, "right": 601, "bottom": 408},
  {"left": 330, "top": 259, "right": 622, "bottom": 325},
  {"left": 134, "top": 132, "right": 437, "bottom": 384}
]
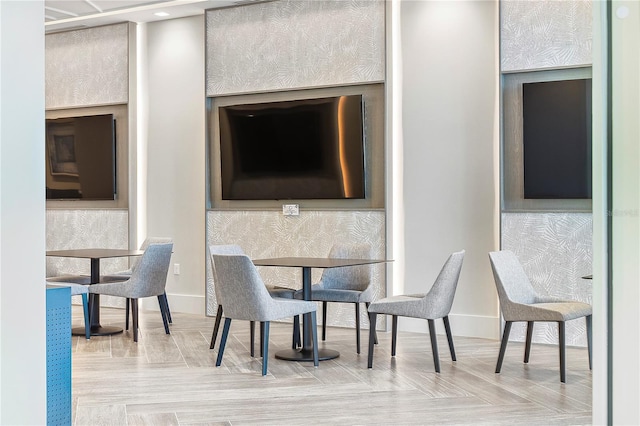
[
  {"left": 45, "top": 114, "right": 116, "bottom": 201},
  {"left": 218, "top": 95, "right": 366, "bottom": 200},
  {"left": 522, "top": 78, "right": 592, "bottom": 199}
]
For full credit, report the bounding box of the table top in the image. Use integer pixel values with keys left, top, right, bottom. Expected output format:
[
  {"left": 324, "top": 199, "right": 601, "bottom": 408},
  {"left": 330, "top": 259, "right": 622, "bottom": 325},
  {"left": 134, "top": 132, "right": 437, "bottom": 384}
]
[
  {"left": 46, "top": 248, "right": 144, "bottom": 259},
  {"left": 253, "top": 257, "right": 391, "bottom": 269}
]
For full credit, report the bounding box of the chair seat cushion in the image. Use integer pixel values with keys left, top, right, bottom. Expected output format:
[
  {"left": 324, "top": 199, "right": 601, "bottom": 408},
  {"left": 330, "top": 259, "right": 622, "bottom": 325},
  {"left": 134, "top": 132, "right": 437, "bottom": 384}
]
[
  {"left": 367, "top": 295, "right": 427, "bottom": 319},
  {"left": 100, "top": 274, "right": 131, "bottom": 283},
  {"left": 46, "top": 274, "right": 92, "bottom": 285},
  {"left": 267, "top": 286, "right": 296, "bottom": 299},
  {"left": 88, "top": 280, "right": 134, "bottom": 297},
  {"left": 505, "top": 301, "right": 592, "bottom": 322},
  {"left": 294, "top": 285, "right": 372, "bottom": 303}
]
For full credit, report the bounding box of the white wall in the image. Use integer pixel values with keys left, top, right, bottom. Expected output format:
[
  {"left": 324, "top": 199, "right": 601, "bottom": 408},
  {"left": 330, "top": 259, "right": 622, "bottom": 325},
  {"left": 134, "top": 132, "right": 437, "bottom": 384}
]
[
  {"left": 0, "top": 1, "right": 47, "bottom": 423},
  {"left": 143, "top": 16, "right": 206, "bottom": 314},
  {"left": 399, "top": 0, "right": 500, "bottom": 338}
]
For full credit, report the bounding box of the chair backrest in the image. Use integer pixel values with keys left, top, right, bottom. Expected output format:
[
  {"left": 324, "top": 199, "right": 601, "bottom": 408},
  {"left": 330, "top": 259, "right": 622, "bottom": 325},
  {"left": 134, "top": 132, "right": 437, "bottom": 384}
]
[
  {"left": 130, "top": 237, "right": 173, "bottom": 272},
  {"left": 208, "top": 244, "right": 245, "bottom": 302},
  {"left": 488, "top": 250, "right": 539, "bottom": 311},
  {"left": 421, "top": 250, "right": 465, "bottom": 319},
  {"left": 318, "top": 243, "right": 372, "bottom": 291},
  {"left": 211, "top": 253, "right": 278, "bottom": 322},
  {"left": 128, "top": 242, "right": 173, "bottom": 298}
]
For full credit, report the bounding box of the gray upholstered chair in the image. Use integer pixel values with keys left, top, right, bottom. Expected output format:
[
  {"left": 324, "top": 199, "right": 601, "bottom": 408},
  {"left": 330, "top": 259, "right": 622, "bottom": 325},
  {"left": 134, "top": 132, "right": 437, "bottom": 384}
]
[
  {"left": 367, "top": 250, "right": 465, "bottom": 372},
  {"left": 89, "top": 242, "right": 173, "bottom": 342},
  {"left": 101, "top": 237, "right": 174, "bottom": 329},
  {"left": 212, "top": 253, "right": 319, "bottom": 376},
  {"left": 46, "top": 281, "right": 91, "bottom": 339},
  {"left": 296, "top": 242, "right": 374, "bottom": 354},
  {"left": 208, "top": 244, "right": 299, "bottom": 356},
  {"left": 488, "top": 250, "right": 592, "bottom": 383}
]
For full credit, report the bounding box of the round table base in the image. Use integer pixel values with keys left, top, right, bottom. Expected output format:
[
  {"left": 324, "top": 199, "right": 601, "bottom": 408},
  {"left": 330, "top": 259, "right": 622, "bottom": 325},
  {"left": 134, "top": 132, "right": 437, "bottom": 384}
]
[
  {"left": 72, "top": 325, "right": 123, "bottom": 337},
  {"left": 275, "top": 348, "right": 339, "bottom": 362}
]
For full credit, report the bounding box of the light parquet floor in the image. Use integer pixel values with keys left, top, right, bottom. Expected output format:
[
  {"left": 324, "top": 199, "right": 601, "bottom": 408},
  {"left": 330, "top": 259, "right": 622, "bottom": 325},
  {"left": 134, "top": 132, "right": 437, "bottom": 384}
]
[{"left": 71, "top": 306, "right": 592, "bottom": 425}]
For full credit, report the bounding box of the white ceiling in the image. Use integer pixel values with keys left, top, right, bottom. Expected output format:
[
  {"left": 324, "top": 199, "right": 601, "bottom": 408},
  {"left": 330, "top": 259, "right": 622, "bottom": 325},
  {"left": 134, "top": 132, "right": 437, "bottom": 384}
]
[{"left": 44, "top": 0, "right": 259, "bottom": 33}]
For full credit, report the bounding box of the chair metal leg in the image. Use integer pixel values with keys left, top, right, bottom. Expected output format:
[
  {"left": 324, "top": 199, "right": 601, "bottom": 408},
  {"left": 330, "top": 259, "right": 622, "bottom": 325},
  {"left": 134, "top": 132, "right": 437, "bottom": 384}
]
[
  {"left": 216, "top": 318, "right": 232, "bottom": 367},
  {"left": 125, "top": 298, "right": 130, "bottom": 330},
  {"left": 365, "top": 302, "right": 378, "bottom": 345},
  {"left": 262, "top": 321, "right": 270, "bottom": 376},
  {"left": 391, "top": 315, "right": 398, "bottom": 356},
  {"left": 322, "top": 301, "right": 327, "bottom": 341},
  {"left": 260, "top": 322, "right": 264, "bottom": 358},
  {"left": 496, "top": 321, "right": 512, "bottom": 374},
  {"left": 81, "top": 293, "right": 91, "bottom": 340},
  {"left": 524, "top": 321, "right": 534, "bottom": 363},
  {"left": 158, "top": 295, "right": 170, "bottom": 334},
  {"left": 311, "top": 312, "right": 319, "bottom": 367},
  {"left": 428, "top": 319, "right": 440, "bottom": 373},
  {"left": 586, "top": 315, "right": 592, "bottom": 370},
  {"left": 355, "top": 303, "right": 361, "bottom": 354},
  {"left": 367, "top": 312, "right": 377, "bottom": 368},
  {"left": 132, "top": 298, "right": 139, "bottom": 342},
  {"left": 443, "top": 315, "right": 456, "bottom": 361},
  {"left": 163, "top": 292, "right": 172, "bottom": 324},
  {"left": 559, "top": 321, "right": 566, "bottom": 383},
  {"left": 210, "top": 305, "right": 223, "bottom": 350},
  {"left": 250, "top": 321, "right": 256, "bottom": 357},
  {"left": 292, "top": 315, "right": 301, "bottom": 349}
]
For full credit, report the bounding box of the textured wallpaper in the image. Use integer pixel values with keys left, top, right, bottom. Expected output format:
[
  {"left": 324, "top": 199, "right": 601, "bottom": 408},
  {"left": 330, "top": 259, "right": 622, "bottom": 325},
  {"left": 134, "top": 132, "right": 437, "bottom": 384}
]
[
  {"left": 501, "top": 212, "right": 592, "bottom": 347},
  {"left": 206, "top": 0, "right": 385, "bottom": 96},
  {"left": 206, "top": 210, "right": 386, "bottom": 329},
  {"left": 45, "top": 23, "right": 129, "bottom": 108},
  {"left": 46, "top": 209, "right": 129, "bottom": 308},
  {"left": 501, "top": 0, "right": 592, "bottom": 72}
]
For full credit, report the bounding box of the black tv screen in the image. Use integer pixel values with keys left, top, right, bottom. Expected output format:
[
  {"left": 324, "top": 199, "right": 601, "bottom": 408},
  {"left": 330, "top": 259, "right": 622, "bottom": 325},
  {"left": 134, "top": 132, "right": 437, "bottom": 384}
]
[
  {"left": 522, "top": 78, "right": 592, "bottom": 199},
  {"left": 45, "top": 114, "right": 116, "bottom": 200},
  {"left": 219, "top": 95, "right": 365, "bottom": 200}
]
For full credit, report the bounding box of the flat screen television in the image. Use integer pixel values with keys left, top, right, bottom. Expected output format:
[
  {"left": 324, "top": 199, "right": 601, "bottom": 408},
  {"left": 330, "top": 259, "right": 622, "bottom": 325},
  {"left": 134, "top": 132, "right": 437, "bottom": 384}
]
[
  {"left": 45, "top": 114, "right": 116, "bottom": 200},
  {"left": 522, "top": 78, "right": 592, "bottom": 199},
  {"left": 218, "top": 95, "right": 365, "bottom": 200}
]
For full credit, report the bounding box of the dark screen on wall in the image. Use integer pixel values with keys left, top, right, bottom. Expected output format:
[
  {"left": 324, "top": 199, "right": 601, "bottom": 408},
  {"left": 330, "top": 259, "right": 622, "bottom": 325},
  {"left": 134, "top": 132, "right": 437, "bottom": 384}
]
[
  {"left": 45, "top": 114, "right": 116, "bottom": 200},
  {"left": 219, "top": 95, "right": 365, "bottom": 200},
  {"left": 522, "top": 78, "right": 592, "bottom": 199}
]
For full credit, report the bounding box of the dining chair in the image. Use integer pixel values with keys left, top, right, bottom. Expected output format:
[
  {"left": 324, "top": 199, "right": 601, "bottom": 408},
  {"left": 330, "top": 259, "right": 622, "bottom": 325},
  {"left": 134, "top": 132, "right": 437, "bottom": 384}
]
[
  {"left": 212, "top": 253, "right": 319, "bottom": 376},
  {"left": 101, "top": 237, "right": 174, "bottom": 330},
  {"left": 488, "top": 250, "right": 592, "bottom": 383},
  {"left": 88, "top": 242, "right": 173, "bottom": 342},
  {"left": 208, "top": 244, "right": 300, "bottom": 356},
  {"left": 296, "top": 242, "right": 375, "bottom": 354},
  {"left": 46, "top": 281, "right": 91, "bottom": 339},
  {"left": 367, "top": 250, "right": 465, "bottom": 372}
]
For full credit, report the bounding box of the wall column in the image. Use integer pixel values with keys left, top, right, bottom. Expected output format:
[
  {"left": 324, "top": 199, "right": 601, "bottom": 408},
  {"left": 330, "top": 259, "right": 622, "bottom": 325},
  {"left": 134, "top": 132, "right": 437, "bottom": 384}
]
[{"left": 0, "top": 1, "right": 47, "bottom": 423}]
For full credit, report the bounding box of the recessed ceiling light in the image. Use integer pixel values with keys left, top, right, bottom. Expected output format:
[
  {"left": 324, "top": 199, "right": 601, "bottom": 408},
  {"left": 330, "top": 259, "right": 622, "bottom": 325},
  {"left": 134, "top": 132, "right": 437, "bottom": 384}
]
[{"left": 154, "top": 11, "right": 170, "bottom": 17}]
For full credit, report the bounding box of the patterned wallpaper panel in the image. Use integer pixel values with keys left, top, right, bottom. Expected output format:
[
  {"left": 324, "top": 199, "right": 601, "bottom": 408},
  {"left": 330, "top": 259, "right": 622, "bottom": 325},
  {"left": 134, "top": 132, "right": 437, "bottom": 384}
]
[
  {"left": 501, "top": 0, "right": 592, "bottom": 72},
  {"left": 206, "top": 210, "right": 386, "bottom": 329},
  {"left": 205, "top": 0, "right": 385, "bottom": 96},
  {"left": 46, "top": 209, "right": 129, "bottom": 308},
  {"left": 501, "top": 212, "right": 592, "bottom": 347},
  {"left": 45, "top": 23, "right": 129, "bottom": 108}
]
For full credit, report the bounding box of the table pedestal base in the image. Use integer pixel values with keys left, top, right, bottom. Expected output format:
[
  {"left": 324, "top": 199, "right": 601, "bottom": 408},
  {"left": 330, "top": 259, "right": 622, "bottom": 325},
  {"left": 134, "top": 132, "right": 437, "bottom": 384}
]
[
  {"left": 72, "top": 325, "right": 123, "bottom": 337},
  {"left": 275, "top": 348, "right": 339, "bottom": 362}
]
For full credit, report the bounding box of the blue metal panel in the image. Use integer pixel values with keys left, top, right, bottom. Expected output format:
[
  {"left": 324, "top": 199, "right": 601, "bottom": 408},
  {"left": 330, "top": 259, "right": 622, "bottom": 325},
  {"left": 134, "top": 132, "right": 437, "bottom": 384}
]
[{"left": 46, "top": 286, "right": 71, "bottom": 425}]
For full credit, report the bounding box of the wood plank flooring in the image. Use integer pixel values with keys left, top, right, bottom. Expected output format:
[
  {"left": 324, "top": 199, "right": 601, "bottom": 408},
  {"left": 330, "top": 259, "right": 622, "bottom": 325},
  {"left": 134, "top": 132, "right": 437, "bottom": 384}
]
[{"left": 71, "top": 306, "right": 592, "bottom": 425}]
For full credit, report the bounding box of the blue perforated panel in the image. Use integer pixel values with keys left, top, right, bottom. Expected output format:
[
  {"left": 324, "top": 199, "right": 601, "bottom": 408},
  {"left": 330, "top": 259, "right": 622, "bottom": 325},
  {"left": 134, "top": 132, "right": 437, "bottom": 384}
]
[{"left": 46, "top": 286, "right": 71, "bottom": 425}]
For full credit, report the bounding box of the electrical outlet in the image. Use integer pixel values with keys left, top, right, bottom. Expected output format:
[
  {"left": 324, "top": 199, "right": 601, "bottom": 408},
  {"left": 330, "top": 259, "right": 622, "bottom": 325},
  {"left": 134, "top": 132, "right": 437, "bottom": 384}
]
[
  {"left": 282, "top": 204, "right": 299, "bottom": 216},
  {"left": 173, "top": 263, "right": 180, "bottom": 275}
]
